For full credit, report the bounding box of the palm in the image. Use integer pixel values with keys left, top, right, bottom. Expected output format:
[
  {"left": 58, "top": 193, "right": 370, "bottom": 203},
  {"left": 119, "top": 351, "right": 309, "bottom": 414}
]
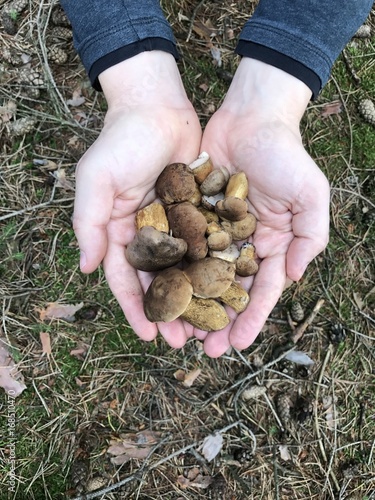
[
  {"left": 73, "top": 104, "right": 202, "bottom": 347},
  {"left": 200, "top": 109, "right": 330, "bottom": 357}
]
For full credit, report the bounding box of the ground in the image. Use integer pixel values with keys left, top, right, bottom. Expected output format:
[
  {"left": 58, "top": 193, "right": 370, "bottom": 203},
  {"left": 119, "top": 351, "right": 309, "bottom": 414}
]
[{"left": 0, "top": 1, "right": 374, "bottom": 499}]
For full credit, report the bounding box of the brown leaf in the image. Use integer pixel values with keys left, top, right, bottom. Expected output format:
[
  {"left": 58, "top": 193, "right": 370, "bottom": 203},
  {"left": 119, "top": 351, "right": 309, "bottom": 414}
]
[
  {"left": 66, "top": 88, "right": 85, "bottom": 107},
  {"left": 182, "top": 368, "right": 202, "bottom": 387},
  {"left": 107, "top": 430, "right": 161, "bottom": 465},
  {"left": 279, "top": 444, "right": 292, "bottom": 461},
  {"left": 52, "top": 168, "right": 75, "bottom": 191},
  {"left": 39, "top": 302, "right": 84, "bottom": 322},
  {"left": 177, "top": 474, "right": 213, "bottom": 489},
  {"left": 320, "top": 101, "right": 342, "bottom": 117},
  {"left": 0, "top": 337, "right": 26, "bottom": 397},
  {"left": 39, "top": 331, "right": 51, "bottom": 355},
  {"left": 70, "top": 345, "right": 89, "bottom": 360},
  {"left": 0, "top": 100, "right": 17, "bottom": 124}
]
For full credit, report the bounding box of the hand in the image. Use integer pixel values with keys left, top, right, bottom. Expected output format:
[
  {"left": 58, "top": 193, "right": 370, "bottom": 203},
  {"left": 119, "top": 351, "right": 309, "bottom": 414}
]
[
  {"left": 199, "top": 58, "right": 330, "bottom": 357},
  {"left": 73, "top": 51, "right": 202, "bottom": 348}
]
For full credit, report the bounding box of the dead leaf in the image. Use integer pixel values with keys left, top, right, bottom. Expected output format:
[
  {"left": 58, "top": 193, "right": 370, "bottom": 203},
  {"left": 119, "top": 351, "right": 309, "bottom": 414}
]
[
  {"left": 322, "top": 396, "right": 338, "bottom": 430},
  {"left": 107, "top": 430, "right": 161, "bottom": 465},
  {"left": 66, "top": 88, "right": 85, "bottom": 107},
  {"left": 199, "top": 83, "right": 209, "bottom": 92},
  {"left": 210, "top": 46, "right": 222, "bottom": 67},
  {"left": 33, "top": 159, "right": 58, "bottom": 171},
  {"left": 39, "top": 302, "right": 84, "bottom": 322},
  {"left": 51, "top": 169, "right": 75, "bottom": 191},
  {"left": 39, "top": 331, "right": 51, "bottom": 355},
  {"left": 0, "top": 337, "right": 26, "bottom": 397},
  {"left": 0, "top": 100, "right": 17, "bottom": 124},
  {"left": 279, "top": 444, "right": 292, "bottom": 461},
  {"left": 183, "top": 368, "right": 202, "bottom": 387},
  {"left": 353, "top": 292, "right": 365, "bottom": 310},
  {"left": 174, "top": 369, "right": 185, "bottom": 381},
  {"left": 200, "top": 433, "right": 223, "bottom": 462},
  {"left": 284, "top": 351, "right": 314, "bottom": 366},
  {"left": 70, "top": 344, "right": 89, "bottom": 360},
  {"left": 177, "top": 474, "right": 213, "bottom": 489},
  {"left": 192, "top": 20, "right": 217, "bottom": 39},
  {"left": 320, "top": 101, "right": 342, "bottom": 117}
]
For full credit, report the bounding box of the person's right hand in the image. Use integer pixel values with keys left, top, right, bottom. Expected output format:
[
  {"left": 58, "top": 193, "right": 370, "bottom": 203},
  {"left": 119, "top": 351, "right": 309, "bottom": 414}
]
[{"left": 72, "top": 51, "right": 202, "bottom": 349}]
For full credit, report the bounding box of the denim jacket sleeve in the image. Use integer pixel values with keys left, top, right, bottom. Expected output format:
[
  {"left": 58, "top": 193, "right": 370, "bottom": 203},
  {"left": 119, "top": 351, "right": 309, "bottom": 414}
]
[{"left": 60, "top": 1, "right": 372, "bottom": 96}]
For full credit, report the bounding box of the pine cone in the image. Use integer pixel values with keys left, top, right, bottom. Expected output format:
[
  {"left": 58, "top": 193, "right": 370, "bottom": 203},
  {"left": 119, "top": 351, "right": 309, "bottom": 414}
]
[
  {"left": 48, "top": 46, "right": 68, "bottom": 64},
  {"left": 276, "top": 393, "right": 292, "bottom": 428},
  {"left": 86, "top": 476, "right": 107, "bottom": 493},
  {"left": 3, "top": 0, "right": 28, "bottom": 15},
  {"left": 354, "top": 24, "right": 371, "bottom": 38},
  {"left": 241, "top": 385, "right": 267, "bottom": 401},
  {"left": 290, "top": 301, "right": 305, "bottom": 322},
  {"left": 19, "top": 68, "right": 44, "bottom": 86},
  {"left": 70, "top": 460, "right": 89, "bottom": 494},
  {"left": 50, "top": 26, "right": 73, "bottom": 42},
  {"left": 8, "top": 116, "right": 37, "bottom": 136},
  {"left": 358, "top": 99, "right": 375, "bottom": 126},
  {"left": 23, "top": 87, "right": 40, "bottom": 99},
  {"left": 1, "top": 12, "right": 17, "bottom": 35},
  {"left": 51, "top": 7, "right": 71, "bottom": 27},
  {"left": 1, "top": 46, "right": 21, "bottom": 66}
]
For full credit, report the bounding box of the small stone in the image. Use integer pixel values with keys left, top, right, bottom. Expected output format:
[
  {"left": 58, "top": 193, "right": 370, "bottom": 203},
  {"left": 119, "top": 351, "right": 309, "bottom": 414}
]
[
  {"left": 290, "top": 301, "right": 305, "bottom": 322},
  {"left": 358, "top": 98, "right": 375, "bottom": 126}
]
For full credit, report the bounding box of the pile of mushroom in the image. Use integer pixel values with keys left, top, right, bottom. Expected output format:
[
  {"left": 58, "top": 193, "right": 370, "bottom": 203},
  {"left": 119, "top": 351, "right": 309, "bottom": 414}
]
[{"left": 125, "top": 153, "right": 259, "bottom": 331}]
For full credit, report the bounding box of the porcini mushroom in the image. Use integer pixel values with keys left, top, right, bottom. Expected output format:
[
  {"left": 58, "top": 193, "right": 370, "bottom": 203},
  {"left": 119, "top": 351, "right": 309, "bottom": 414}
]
[
  {"left": 236, "top": 243, "right": 259, "bottom": 277},
  {"left": 135, "top": 202, "right": 169, "bottom": 232},
  {"left": 219, "top": 281, "right": 250, "bottom": 314},
  {"left": 221, "top": 213, "right": 257, "bottom": 241},
  {"left": 225, "top": 171, "right": 249, "bottom": 200},
  {"left": 188, "top": 151, "right": 213, "bottom": 184},
  {"left": 209, "top": 243, "right": 240, "bottom": 262},
  {"left": 206, "top": 221, "right": 232, "bottom": 251},
  {"left": 155, "top": 163, "right": 196, "bottom": 204},
  {"left": 215, "top": 171, "right": 249, "bottom": 221},
  {"left": 125, "top": 226, "right": 187, "bottom": 271},
  {"left": 167, "top": 202, "right": 208, "bottom": 261},
  {"left": 180, "top": 297, "right": 230, "bottom": 331},
  {"left": 200, "top": 166, "right": 230, "bottom": 196},
  {"left": 183, "top": 257, "right": 235, "bottom": 298},
  {"left": 144, "top": 268, "right": 193, "bottom": 322}
]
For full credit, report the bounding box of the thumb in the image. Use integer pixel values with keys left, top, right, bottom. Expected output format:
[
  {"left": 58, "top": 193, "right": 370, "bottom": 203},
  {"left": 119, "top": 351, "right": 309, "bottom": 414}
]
[{"left": 73, "top": 165, "right": 113, "bottom": 273}]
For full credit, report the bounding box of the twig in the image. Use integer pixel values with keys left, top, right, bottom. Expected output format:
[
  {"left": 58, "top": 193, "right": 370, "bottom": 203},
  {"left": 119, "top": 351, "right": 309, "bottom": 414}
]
[
  {"left": 291, "top": 298, "right": 325, "bottom": 343},
  {"left": 342, "top": 49, "right": 361, "bottom": 85},
  {"left": 0, "top": 197, "right": 74, "bottom": 222},
  {"left": 71, "top": 421, "right": 242, "bottom": 500},
  {"left": 186, "top": 0, "right": 205, "bottom": 42}
]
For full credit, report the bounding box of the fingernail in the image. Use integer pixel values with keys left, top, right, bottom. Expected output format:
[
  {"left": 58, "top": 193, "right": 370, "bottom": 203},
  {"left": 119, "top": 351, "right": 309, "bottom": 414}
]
[{"left": 80, "top": 251, "right": 87, "bottom": 270}]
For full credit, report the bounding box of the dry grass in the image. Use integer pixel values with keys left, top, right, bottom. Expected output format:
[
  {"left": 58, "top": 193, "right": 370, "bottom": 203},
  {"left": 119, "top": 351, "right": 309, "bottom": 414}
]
[{"left": 0, "top": 1, "right": 374, "bottom": 499}]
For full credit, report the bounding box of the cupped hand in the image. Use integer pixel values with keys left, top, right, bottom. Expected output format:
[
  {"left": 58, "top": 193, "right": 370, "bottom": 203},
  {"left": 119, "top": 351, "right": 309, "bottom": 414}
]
[
  {"left": 73, "top": 52, "right": 202, "bottom": 348},
  {"left": 199, "top": 58, "right": 330, "bottom": 357}
]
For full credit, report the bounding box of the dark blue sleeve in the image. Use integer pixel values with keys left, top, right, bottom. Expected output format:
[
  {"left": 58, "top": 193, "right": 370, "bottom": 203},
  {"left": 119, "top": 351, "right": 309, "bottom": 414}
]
[{"left": 236, "top": 0, "right": 373, "bottom": 97}]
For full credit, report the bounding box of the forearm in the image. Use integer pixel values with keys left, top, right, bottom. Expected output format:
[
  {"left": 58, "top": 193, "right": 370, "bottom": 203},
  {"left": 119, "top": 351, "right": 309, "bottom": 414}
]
[
  {"left": 236, "top": 0, "right": 373, "bottom": 97},
  {"left": 60, "top": 0, "right": 178, "bottom": 89}
]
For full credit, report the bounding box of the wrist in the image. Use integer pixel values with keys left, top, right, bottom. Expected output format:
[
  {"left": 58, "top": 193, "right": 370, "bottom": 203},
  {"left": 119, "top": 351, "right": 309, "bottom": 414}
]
[
  {"left": 221, "top": 58, "right": 312, "bottom": 127},
  {"left": 98, "top": 51, "right": 190, "bottom": 110}
]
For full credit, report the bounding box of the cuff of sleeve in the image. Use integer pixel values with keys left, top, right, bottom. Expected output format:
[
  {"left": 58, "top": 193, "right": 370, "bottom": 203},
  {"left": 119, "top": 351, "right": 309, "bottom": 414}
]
[
  {"left": 235, "top": 41, "right": 321, "bottom": 99},
  {"left": 89, "top": 38, "right": 179, "bottom": 91}
]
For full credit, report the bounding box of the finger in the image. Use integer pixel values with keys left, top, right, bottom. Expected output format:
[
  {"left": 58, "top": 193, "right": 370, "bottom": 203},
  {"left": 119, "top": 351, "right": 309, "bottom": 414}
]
[
  {"left": 157, "top": 320, "right": 189, "bottom": 349},
  {"left": 229, "top": 254, "right": 286, "bottom": 351},
  {"left": 203, "top": 327, "right": 233, "bottom": 358},
  {"left": 73, "top": 162, "right": 113, "bottom": 273},
  {"left": 103, "top": 238, "right": 158, "bottom": 342}
]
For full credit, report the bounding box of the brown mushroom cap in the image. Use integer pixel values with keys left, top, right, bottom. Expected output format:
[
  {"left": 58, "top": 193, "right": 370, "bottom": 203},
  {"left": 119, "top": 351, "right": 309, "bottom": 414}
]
[
  {"left": 167, "top": 202, "right": 208, "bottom": 261},
  {"left": 180, "top": 297, "right": 230, "bottom": 331},
  {"left": 221, "top": 213, "right": 257, "bottom": 241},
  {"left": 206, "top": 222, "right": 232, "bottom": 251},
  {"left": 215, "top": 196, "right": 248, "bottom": 221},
  {"left": 200, "top": 167, "right": 230, "bottom": 196},
  {"left": 125, "top": 226, "right": 187, "bottom": 271},
  {"left": 183, "top": 257, "right": 235, "bottom": 298},
  {"left": 144, "top": 268, "right": 193, "bottom": 323},
  {"left": 155, "top": 163, "right": 196, "bottom": 204}
]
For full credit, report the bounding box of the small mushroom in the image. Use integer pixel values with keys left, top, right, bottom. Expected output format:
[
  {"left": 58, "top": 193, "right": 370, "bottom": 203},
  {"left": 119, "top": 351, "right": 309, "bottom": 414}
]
[
  {"left": 144, "top": 268, "right": 193, "bottom": 322},
  {"left": 197, "top": 206, "right": 220, "bottom": 224},
  {"left": 220, "top": 281, "right": 250, "bottom": 313},
  {"left": 167, "top": 202, "right": 208, "bottom": 261},
  {"left": 206, "top": 221, "right": 232, "bottom": 251},
  {"left": 183, "top": 257, "right": 235, "bottom": 298},
  {"left": 201, "top": 192, "right": 225, "bottom": 211},
  {"left": 215, "top": 196, "right": 248, "bottom": 221},
  {"left": 221, "top": 213, "right": 257, "bottom": 241},
  {"left": 225, "top": 171, "right": 248, "bottom": 200},
  {"left": 236, "top": 243, "right": 259, "bottom": 277},
  {"left": 209, "top": 243, "right": 240, "bottom": 263},
  {"left": 180, "top": 297, "right": 230, "bottom": 331},
  {"left": 200, "top": 167, "right": 230, "bottom": 196},
  {"left": 188, "top": 151, "right": 213, "bottom": 184},
  {"left": 155, "top": 163, "right": 196, "bottom": 204},
  {"left": 135, "top": 202, "right": 169, "bottom": 232},
  {"left": 125, "top": 226, "right": 187, "bottom": 271}
]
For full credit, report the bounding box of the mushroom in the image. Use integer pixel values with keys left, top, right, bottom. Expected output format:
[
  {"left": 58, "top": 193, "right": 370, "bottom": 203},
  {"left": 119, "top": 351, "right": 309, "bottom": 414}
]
[
  {"left": 135, "top": 202, "right": 169, "bottom": 232},
  {"left": 125, "top": 226, "right": 187, "bottom": 271},
  {"left": 206, "top": 221, "right": 232, "bottom": 251},
  {"left": 235, "top": 243, "right": 259, "bottom": 277},
  {"left": 188, "top": 151, "right": 213, "bottom": 184},
  {"left": 183, "top": 257, "right": 235, "bottom": 298},
  {"left": 197, "top": 206, "right": 220, "bottom": 224},
  {"left": 188, "top": 183, "right": 203, "bottom": 207},
  {"left": 167, "top": 202, "right": 208, "bottom": 261},
  {"left": 209, "top": 243, "right": 240, "bottom": 263},
  {"left": 220, "top": 281, "right": 250, "bottom": 313},
  {"left": 201, "top": 192, "right": 225, "bottom": 211},
  {"left": 221, "top": 213, "right": 257, "bottom": 241},
  {"left": 155, "top": 163, "right": 196, "bottom": 204},
  {"left": 144, "top": 268, "right": 193, "bottom": 322},
  {"left": 200, "top": 166, "right": 230, "bottom": 196},
  {"left": 215, "top": 171, "right": 249, "bottom": 221},
  {"left": 180, "top": 297, "right": 230, "bottom": 331}
]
